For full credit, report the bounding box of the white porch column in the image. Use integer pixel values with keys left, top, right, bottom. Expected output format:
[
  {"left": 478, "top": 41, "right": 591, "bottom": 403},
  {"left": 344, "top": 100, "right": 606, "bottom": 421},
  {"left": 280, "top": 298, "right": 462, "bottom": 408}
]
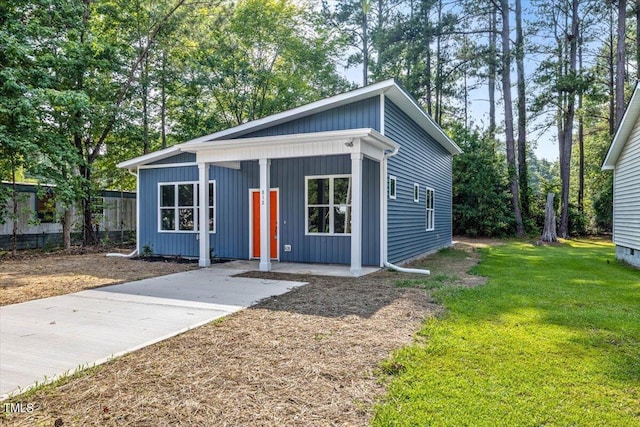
[
  {"left": 350, "top": 152, "right": 363, "bottom": 276},
  {"left": 198, "top": 162, "right": 210, "bottom": 267},
  {"left": 259, "top": 158, "right": 271, "bottom": 272}
]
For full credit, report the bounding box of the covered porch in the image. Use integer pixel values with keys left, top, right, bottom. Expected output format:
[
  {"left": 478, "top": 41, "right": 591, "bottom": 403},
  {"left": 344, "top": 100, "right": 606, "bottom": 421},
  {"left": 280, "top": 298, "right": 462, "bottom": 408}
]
[{"left": 178, "top": 128, "right": 398, "bottom": 277}]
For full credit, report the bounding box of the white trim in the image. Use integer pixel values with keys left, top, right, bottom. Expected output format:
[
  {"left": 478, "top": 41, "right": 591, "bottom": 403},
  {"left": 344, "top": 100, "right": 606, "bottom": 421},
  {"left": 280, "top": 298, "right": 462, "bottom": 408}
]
[
  {"left": 304, "top": 174, "right": 353, "bottom": 236},
  {"left": 425, "top": 187, "right": 435, "bottom": 231},
  {"left": 389, "top": 175, "right": 397, "bottom": 200},
  {"left": 249, "top": 188, "right": 280, "bottom": 261},
  {"left": 156, "top": 181, "right": 216, "bottom": 233},
  {"left": 259, "top": 159, "right": 272, "bottom": 271},
  {"left": 138, "top": 162, "right": 197, "bottom": 170},
  {"left": 380, "top": 93, "right": 385, "bottom": 135},
  {"left": 350, "top": 153, "right": 363, "bottom": 276},
  {"left": 379, "top": 155, "right": 386, "bottom": 267},
  {"left": 118, "top": 146, "right": 181, "bottom": 169},
  {"left": 603, "top": 82, "right": 640, "bottom": 170},
  {"left": 414, "top": 183, "right": 420, "bottom": 203},
  {"left": 198, "top": 163, "right": 210, "bottom": 267}
]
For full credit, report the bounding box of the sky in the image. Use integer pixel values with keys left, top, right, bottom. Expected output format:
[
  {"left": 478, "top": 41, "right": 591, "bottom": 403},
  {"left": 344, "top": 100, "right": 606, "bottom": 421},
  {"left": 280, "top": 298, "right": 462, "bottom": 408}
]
[
  {"left": 332, "top": 0, "right": 567, "bottom": 162},
  {"left": 339, "top": 65, "right": 560, "bottom": 162}
]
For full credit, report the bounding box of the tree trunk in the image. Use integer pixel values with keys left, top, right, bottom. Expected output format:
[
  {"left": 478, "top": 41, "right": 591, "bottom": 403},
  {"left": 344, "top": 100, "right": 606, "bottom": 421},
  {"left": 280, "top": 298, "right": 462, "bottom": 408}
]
[
  {"left": 500, "top": 0, "right": 525, "bottom": 237},
  {"left": 558, "top": 0, "right": 579, "bottom": 239},
  {"left": 578, "top": 40, "right": 584, "bottom": 213},
  {"left": 80, "top": 164, "right": 98, "bottom": 246},
  {"left": 435, "top": 0, "right": 443, "bottom": 125},
  {"left": 142, "top": 51, "right": 150, "bottom": 155},
  {"left": 11, "top": 163, "right": 18, "bottom": 256},
  {"left": 515, "top": 0, "right": 529, "bottom": 221},
  {"left": 362, "top": 1, "right": 369, "bottom": 86},
  {"left": 609, "top": 6, "right": 616, "bottom": 136},
  {"left": 161, "top": 50, "right": 167, "bottom": 149},
  {"left": 541, "top": 193, "right": 557, "bottom": 243},
  {"left": 636, "top": 0, "right": 640, "bottom": 80},
  {"left": 488, "top": 5, "right": 497, "bottom": 140},
  {"left": 616, "top": 0, "right": 627, "bottom": 127},
  {"left": 63, "top": 208, "right": 72, "bottom": 250}
]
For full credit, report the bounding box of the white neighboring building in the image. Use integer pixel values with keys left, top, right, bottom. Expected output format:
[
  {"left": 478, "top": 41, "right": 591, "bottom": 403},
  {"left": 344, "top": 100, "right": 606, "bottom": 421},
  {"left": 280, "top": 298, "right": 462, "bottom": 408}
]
[{"left": 602, "top": 83, "right": 640, "bottom": 268}]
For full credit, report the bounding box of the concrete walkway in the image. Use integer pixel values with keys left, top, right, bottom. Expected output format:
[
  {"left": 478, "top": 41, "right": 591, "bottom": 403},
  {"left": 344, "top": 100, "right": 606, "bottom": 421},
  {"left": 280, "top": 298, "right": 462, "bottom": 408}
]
[{"left": 0, "top": 266, "right": 305, "bottom": 399}]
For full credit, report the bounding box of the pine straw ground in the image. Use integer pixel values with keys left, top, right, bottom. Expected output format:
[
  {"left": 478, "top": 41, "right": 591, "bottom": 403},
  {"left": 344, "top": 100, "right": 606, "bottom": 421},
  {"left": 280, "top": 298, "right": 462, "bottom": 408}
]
[
  {"left": 0, "top": 249, "right": 197, "bottom": 306},
  {"left": 1, "top": 240, "right": 488, "bottom": 426}
]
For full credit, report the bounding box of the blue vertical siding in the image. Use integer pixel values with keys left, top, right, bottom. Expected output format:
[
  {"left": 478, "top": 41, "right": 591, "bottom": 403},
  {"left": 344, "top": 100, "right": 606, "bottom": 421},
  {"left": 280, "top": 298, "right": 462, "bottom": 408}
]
[
  {"left": 139, "top": 166, "right": 200, "bottom": 257},
  {"left": 271, "top": 155, "right": 379, "bottom": 266},
  {"left": 238, "top": 98, "right": 381, "bottom": 138},
  {"left": 139, "top": 155, "right": 380, "bottom": 265},
  {"left": 385, "top": 98, "right": 452, "bottom": 263},
  {"left": 139, "top": 162, "right": 259, "bottom": 258}
]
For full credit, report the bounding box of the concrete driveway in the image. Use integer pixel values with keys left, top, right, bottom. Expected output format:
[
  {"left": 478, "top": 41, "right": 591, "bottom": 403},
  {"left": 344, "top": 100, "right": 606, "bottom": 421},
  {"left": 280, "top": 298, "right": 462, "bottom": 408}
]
[{"left": 0, "top": 265, "right": 305, "bottom": 399}]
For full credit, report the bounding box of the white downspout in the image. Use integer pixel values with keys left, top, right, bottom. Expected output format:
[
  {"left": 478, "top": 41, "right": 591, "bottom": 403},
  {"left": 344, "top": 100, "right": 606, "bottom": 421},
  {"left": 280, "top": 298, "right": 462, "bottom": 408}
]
[
  {"left": 384, "top": 261, "right": 430, "bottom": 275},
  {"left": 382, "top": 146, "right": 431, "bottom": 276}
]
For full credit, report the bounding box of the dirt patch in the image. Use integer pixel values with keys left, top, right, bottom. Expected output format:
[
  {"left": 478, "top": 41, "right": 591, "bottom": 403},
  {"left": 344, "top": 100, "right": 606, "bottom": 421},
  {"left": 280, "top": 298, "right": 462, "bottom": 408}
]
[
  {"left": 1, "top": 241, "right": 490, "bottom": 426},
  {"left": 0, "top": 250, "right": 198, "bottom": 306}
]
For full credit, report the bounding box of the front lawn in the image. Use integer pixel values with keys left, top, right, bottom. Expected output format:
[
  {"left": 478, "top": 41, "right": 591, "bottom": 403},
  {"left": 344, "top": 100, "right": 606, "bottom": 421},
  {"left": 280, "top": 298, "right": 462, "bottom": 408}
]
[{"left": 374, "top": 239, "right": 640, "bottom": 426}]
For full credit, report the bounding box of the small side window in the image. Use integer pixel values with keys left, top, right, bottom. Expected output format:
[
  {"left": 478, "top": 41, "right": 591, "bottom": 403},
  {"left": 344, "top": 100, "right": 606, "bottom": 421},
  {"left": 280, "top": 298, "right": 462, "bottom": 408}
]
[
  {"left": 414, "top": 183, "right": 420, "bottom": 203},
  {"left": 425, "top": 188, "right": 435, "bottom": 231},
  {"left": 389, "top": 176, "right": 397, "bottom": 200}
]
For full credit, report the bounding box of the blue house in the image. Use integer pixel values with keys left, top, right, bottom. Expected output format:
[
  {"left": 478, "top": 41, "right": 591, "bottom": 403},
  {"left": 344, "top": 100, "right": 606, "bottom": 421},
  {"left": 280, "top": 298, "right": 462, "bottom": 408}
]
[{"left": 118, "top": 79, "right": 462, "bottom": 276}]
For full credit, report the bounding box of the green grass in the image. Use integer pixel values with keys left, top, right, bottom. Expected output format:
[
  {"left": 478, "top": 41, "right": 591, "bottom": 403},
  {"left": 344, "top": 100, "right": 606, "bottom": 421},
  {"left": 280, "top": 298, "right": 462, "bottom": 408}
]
[{"left": 374, "top": 240, "right": 640, "bottom": 427}]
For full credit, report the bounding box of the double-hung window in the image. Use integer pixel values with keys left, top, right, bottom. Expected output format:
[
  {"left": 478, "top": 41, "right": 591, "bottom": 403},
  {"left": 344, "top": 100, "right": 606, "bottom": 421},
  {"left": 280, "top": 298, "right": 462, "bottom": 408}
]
[
  {"left": 425, "top": 187, "right": 435, "bottom": 231},
  {"left": 306, "top": 175, "right": 352, "bottom": 235},
  {"left": 159, "top": 182, "right": 216, "bottom": 232}
]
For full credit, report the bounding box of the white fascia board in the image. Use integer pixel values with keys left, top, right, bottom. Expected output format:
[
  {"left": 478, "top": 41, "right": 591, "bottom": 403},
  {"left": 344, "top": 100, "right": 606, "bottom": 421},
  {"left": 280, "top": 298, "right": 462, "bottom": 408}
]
[
  {"left": 117, "top": 146, "right": 181, "bottom": 170},
  {"left": 179, "top": 128, "right": 398, "bottom": 153},
  {"left": 181, "top": 80, "right": 399, "bottom": 145},
  {"left": 603, "top": 82, "right": 640, "bottom": 170}
]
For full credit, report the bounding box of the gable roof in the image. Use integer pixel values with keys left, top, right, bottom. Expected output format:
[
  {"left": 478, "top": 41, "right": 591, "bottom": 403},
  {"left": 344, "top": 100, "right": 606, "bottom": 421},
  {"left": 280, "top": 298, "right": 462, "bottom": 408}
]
[
  {"left": 118, "top": 79, "right": 461, "bottom": 170},
  {"left": 603, "top": 82, "right": 640, "bottom": 170}
]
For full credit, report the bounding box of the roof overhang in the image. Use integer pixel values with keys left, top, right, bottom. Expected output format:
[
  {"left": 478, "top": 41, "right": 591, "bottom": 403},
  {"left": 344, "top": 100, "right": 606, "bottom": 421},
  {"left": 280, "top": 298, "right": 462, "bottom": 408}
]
[
  {"left": 179, "top": 128, "right": 399, "bottom": 163},
  {"left": 603, "top": 82, "right": 640, "bottom": 170},
  {"left": 118, "top": 146, "right": 182, "bottom": 170}
]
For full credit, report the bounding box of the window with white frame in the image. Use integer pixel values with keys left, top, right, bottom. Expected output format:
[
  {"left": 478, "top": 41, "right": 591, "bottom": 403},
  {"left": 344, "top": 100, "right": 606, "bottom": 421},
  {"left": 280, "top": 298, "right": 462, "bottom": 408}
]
[
  {"left": 425, "top": 187, "right": 435, "bottom": 231},
  {"left": 159, "top": 182, "right": 216, "bottom": 232},
  {"left": 413, "top": 183, "right": 420, "bottom": 203},
  {"left": 306, "top": 175, "right": 352, "bottom": 235},
  {"left": 389, "top": 175, "right": 397, "bottom": 199}
]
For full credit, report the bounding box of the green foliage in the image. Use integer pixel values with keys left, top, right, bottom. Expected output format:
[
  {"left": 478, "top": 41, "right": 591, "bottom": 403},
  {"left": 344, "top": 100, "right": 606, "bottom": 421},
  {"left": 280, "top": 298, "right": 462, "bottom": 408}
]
[
  {"left": 451, "top": 124, "right": 514, "bottom": 237},
  {"left": 374, "top": 240, "right": 640, "bottom": 426}
]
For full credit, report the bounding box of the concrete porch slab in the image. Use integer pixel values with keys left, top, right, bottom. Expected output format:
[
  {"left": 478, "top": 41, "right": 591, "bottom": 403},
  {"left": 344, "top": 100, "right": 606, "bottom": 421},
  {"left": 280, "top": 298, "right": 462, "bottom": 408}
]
[{"left": 222, "top": 260, "right": 380, "bottom": 277}]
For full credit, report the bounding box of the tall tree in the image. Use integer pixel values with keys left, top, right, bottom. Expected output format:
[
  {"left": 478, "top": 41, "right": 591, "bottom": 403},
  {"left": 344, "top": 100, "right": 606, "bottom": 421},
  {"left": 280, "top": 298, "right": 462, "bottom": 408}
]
[
  {"left": 324, "top": 0, "right": 374, "bottom": 86},
  {"left": 616, "top": 0, "right": 627, "bottom": 127},
  {"left": 515, "top": 0, "right": 530, "bottom": 220},
  {"left": 500, "top": 0, "right": 525, "bottom": 236}
]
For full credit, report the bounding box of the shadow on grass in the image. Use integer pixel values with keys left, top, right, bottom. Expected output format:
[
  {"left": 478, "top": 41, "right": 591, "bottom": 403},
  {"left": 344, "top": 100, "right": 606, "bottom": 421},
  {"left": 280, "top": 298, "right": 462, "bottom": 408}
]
[{"left": 456, "top": 239, "right": 640, "bottom": 382}]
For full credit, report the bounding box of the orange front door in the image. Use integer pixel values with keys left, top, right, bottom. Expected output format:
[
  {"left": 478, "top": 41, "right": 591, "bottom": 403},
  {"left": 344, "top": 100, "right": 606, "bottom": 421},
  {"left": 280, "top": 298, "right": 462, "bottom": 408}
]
[{"left": 251, "top": 190, "right": 278, "bottom": 259}]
